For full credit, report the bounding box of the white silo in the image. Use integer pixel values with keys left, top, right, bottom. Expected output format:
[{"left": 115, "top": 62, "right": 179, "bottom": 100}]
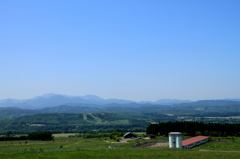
[
  {"left": 169, "top": 134, "right": 174, "bottom": 148},
  {"left": 176, "top": 134, "right": 182, "bottom": 148},
  {"left": 168, "top": 132, "right": 182, "bottom": 148}
]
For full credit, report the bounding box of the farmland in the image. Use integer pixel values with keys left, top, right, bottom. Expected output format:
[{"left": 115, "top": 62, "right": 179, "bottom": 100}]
[
  {"left": 0, "top": 135, "right": 240, "bottom": 159},
  {"left": 1, "top": 148, "right": 240, "bottom": 159},
  {"left": 1, "top": 100, "right": 240, "bottom": 158}
]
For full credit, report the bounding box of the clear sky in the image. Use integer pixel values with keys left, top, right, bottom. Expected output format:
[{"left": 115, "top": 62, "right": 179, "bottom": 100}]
[{"left": 1, "top": 0, "right": 240, "bottom": 101}]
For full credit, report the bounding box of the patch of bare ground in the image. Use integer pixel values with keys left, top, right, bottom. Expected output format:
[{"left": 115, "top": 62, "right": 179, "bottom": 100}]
[
  {"left": 135, "top": 140, "right": 169, "bottom": 148},
  {"left": 148, "top": 143, "right": 169, "bottom": 148},
  {"left": 165, "top": 114, "right": 174, "bottom": 116},
  {"left": 30, "top": 124, "right": 45, "bottom": 126}
]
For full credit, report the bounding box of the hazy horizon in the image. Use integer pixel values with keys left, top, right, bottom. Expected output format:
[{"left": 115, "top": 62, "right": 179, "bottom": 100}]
[
  {"left": 1, "top": 1, "right": 240, "bottom": 102},
  {"left": 1, "top": 93, "right": 240, "bottom": 103}
]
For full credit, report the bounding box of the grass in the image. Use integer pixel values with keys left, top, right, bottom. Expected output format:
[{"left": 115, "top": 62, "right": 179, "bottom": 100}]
[
  {"left": 1, "top": 149, "right": 240, "bottom": 159},
  {"left": 206, "top": 116, "right": 240, "bottom": 119},
  {"left": 81, "top": 113, "right": 129, "bottom": 124},
  {"left": 109, "top": 120, "right": 129, "bottom": 125},
  {"left": 0, "top": 137, "right": 131, "bottom": 153},
  {"left": 194, "top": 136, "right": 240, "bottom": 151},
  {"left": 0, "top": 135, "right": 240, "bottom": 158},
  {"left": 90, "top": 113, "right": 103, "bottom": 123}
]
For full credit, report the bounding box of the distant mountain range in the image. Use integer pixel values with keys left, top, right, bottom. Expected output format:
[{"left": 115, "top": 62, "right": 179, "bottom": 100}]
[
  {"left": 0, "top": 93, "right": 239, "bottom": 110},
  {"left": 0, "top": 93, "right": 191, "bottom": 109}
]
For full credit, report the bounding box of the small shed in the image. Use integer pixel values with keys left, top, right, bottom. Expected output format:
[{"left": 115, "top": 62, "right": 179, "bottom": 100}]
[
  {"left": 148, "top": 134, "right": 156, "bottom": 139},
  {"left": 123, "top": 132, "right": 136, "bottom": 138}
]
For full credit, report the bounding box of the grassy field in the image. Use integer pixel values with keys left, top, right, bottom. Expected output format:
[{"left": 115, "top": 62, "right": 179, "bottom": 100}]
[
  {"left": 205, "top": 116, "right": 240, "bottom": 119},
  {"left": 1, "top": 149, "right": 240, "bottom": 159},
  {"left": 0, "top": 135, "right": 240, "bottom": 158},
  {"left": 195, "top": 136, "right": 240, "bottom": 151}
]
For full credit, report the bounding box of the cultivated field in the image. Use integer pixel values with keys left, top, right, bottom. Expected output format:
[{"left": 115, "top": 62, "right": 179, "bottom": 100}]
[
  {"left": 52, "top": 133, "right": 78, "bottom": 138},
  {"left": 205, "top": 116, "right": 240, "bottom": 119}
]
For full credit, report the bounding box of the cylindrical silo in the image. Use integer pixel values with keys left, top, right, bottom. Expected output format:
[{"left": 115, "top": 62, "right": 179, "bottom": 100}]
[
  {"left": 169, "top": 132, "right": 182, "bottom": 148},
  {"left": 176, "top": 134, "right": 182, "bottom": 148},
  {"left": 169, "top": 134, "right": 173, "bottom": 148}
]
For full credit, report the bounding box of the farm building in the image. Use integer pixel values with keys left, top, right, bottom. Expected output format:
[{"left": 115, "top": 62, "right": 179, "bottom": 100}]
[
  {"left": 169, "top": 132, "right": 210, "bottom": 149},
  {"left": 147, "top": 134, "right": 156, "bottom": 139},
  {"left": 123, "top": 132, "right": 136, "bottom": 138},
  {"left": 182, "top": 135, "right": 210, "bottom": 149}
]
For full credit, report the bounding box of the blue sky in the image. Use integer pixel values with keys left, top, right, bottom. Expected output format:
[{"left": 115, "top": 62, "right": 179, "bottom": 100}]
[{"left": 1, "top": 0, "right": 240, "bottom": 101}]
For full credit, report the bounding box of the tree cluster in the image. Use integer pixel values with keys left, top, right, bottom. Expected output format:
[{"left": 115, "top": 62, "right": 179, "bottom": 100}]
[
  {"left": 147, "top": 121, "right": 240, "bottom": 137},
  {"left": 28, "top": 131, "right": 53, "bottom": 141}
]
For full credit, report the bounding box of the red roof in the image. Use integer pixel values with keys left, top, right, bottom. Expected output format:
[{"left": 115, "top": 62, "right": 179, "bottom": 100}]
[{"left": 182, "top": 136, "right": 210, "bottom": 146}]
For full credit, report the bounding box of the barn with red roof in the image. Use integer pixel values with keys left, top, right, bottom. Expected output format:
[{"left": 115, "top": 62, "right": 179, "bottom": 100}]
[
  {"left": 182, "top": 135, "right": 210, "bottom": 149},
  {"left": 169, "top": 132, "right": 211, "bottom": 149}
]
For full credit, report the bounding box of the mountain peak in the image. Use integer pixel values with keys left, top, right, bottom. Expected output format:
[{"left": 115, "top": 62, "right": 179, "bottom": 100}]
[
  {"left": 80, "top": 95, "right": 104, "bottom": 101},
  {"left": 42, "top": 93, "right": 58, "bottom": 98}
]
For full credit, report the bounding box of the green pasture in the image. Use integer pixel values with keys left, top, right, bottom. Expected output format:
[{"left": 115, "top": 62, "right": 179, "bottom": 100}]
[
  {"left": 1, "top": 148, "right": 240, "bottom": 159},
  {"left": 0, "top": 136, "right": 133, "bottom": 153},
  {"left": 0, "top": 136, "right": 240, "bottom": 158},
  {"left": 109, "top": 120, "right": 129, "bottom": 125},
  {"left": 195, "top": 136, "right": 240, "bottom": 151}
]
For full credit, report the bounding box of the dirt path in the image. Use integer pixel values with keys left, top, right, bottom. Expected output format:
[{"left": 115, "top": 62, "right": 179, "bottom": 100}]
[{"left": 105, "top": 139, "right": 132, "bottom": 143}]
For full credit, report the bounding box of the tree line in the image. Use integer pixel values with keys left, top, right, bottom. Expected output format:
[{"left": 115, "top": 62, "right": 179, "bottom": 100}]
[
  {"left": 0, "top": 131, "right": 53, "bottom": 141},
  {"left": 147, "top": 121, "right": 240, "bottom": 137}
]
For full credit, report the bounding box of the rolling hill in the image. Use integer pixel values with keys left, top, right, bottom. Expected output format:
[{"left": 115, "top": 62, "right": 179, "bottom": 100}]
[{"left": 0, "top": 113, "right": 148, "bottom": 133}]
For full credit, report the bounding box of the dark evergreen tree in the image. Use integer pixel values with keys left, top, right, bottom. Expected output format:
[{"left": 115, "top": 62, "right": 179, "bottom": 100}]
[
  {"left": 28, "top": 131, "right": 53, "bottom": 141},
  {"left": 147, "top": 121, "right": 240, "bottom": 137}
]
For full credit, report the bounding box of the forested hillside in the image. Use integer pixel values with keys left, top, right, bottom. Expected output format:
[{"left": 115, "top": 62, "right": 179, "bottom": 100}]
[
  {"left": 1, "top": 100, "right": 240, "bottom": 134},
  {"left": 0, "top": 107, "right": 39, "bottom": 118},
  {"left": 1, "top": 101, "right": 240, "bottom": 126},
  {"left": 0, "top": 113, "right": 148, "bottom": 134}
]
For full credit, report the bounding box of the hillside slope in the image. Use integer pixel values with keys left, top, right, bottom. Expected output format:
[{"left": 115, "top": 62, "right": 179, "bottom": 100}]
[{"left": 0, "top": 113, "right": 148, "bottom": 133}]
